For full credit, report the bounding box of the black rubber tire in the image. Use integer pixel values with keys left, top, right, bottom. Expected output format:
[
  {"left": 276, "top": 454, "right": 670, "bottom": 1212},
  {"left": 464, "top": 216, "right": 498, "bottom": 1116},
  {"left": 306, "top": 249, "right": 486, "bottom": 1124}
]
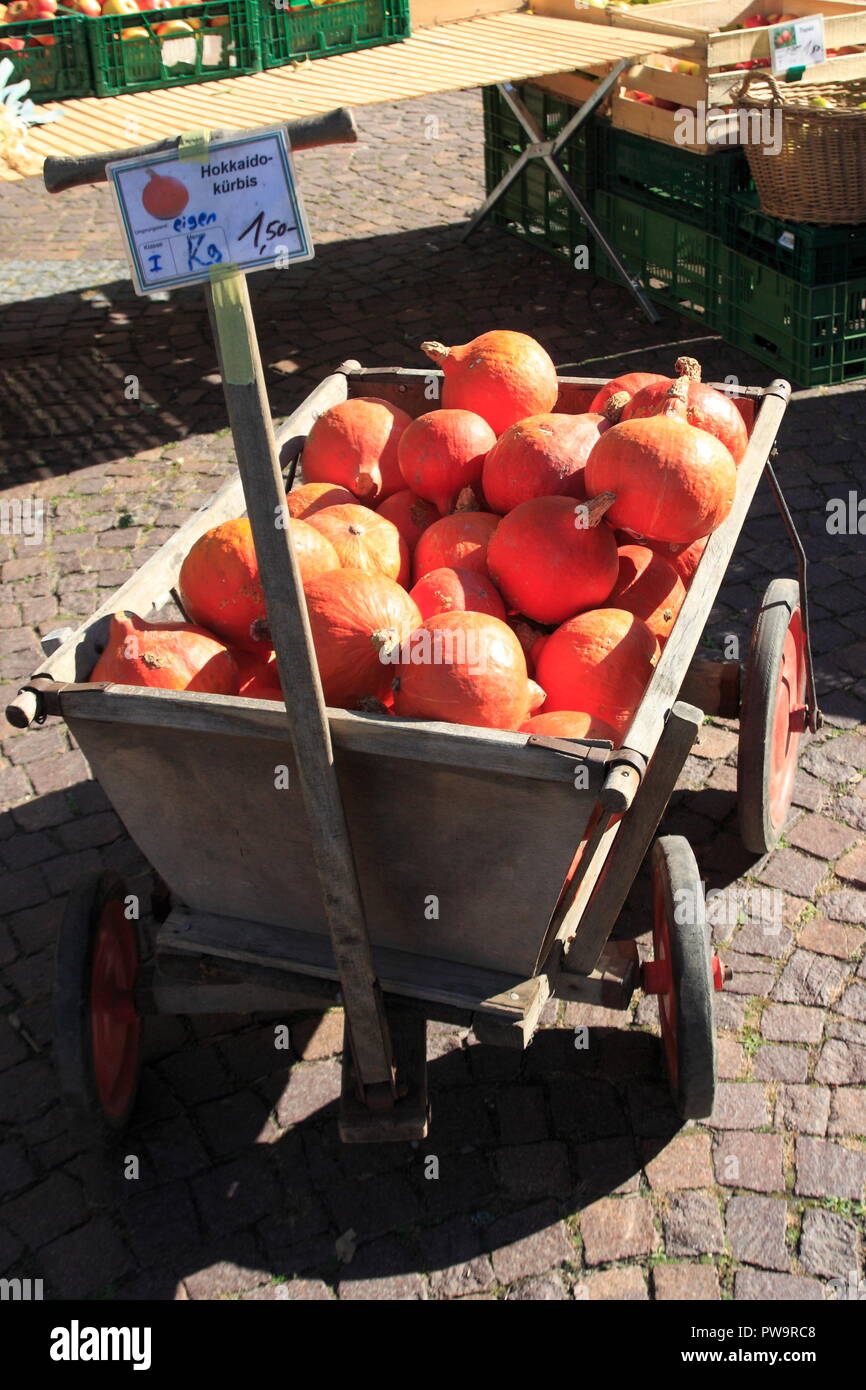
[
  {"left": 652, "top": 836, "right": 717, "bottom": 1120},
  {"left": 738, "top": 577, "right": 804, "bottom": 855},
  {"left": 54, "top": 871, "right": 141, "bottom": 1136}
]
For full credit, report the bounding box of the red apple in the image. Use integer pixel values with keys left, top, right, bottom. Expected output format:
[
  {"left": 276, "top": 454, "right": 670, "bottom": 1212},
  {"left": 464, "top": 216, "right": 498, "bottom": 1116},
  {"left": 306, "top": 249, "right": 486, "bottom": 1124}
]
[
  {"left": 68, "top": 0, "right": 102, "bottom": 14},
  {"left": 0, "top": 33, "right": 26, "bottom": 46}
]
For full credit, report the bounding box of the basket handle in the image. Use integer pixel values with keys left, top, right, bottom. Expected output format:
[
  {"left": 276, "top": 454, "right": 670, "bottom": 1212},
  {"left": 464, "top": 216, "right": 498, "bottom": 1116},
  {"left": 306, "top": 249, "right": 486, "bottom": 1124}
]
[{"left": 735, "top": 69, "right": 785, "bottom": 103}]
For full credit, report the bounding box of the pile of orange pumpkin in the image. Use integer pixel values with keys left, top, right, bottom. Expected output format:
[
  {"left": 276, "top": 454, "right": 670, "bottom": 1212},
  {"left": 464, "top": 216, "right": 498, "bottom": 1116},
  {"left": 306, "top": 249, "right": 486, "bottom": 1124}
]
[{"left": 90, "top": 330, "right": 750, "bottom": 747}]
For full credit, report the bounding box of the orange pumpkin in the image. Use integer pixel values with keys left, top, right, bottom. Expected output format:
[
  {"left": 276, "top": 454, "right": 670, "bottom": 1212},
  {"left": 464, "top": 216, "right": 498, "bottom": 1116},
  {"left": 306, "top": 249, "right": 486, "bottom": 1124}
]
[
  {"left": 537, "top": 608, "right": 657, "bottom": 737},
  {"left": 585, "top": 378, "right": 737, "bottom": 545},
  {"left": 409, "top": 566, "right": 506, "bottom": 622},
  {"left": 303, "top": 569, "right": 421, "bottom": 708},
  {"left": 233, "top": 649, "right": 282, "bottom": 702},
  {"left": 376, "top": 489, "right": 438, "bottom": 555},
  {"left": 301, "top": 397, "right": 412, "bottom": 503},
  {"left": 287, "top": 482, "right": 356, "bottom": 518},
  {"left": 179, "top": 516, "right": 338, "bottom": 652},
  {"left": 397, "top": 409, "right": 496, "bottom": 516},
  {"left": 307, "top": 503, "right": 409, "bottom": 586},
  {"left": 90, "top": 612, "right": 238, "bottom": 695},
  {"left": 588, "top": 371, "right": 668, "bottom": 414},
  {"left": 392, "top": 611, "right": 538, "bottom": 731},
  {"left": 609, "top": 545, "right": 686, "bottom": 647},
  {"left": 520, "top": 710, "right": 618, "bottom": 744},
  {"left": 413, "top": 511, "right": 500, "bottom": 583},
  {"left": 421, "top": 331, "right": 558, "bottom": 435},
  {"left": 620, "top": 356, "right": 748, "bottom": 463},
  {"left": 482, "top": 411, "right": 610, "bottom": 514},
  {"left": 486, "top": 495, "right": 619, "bottom": 626}
]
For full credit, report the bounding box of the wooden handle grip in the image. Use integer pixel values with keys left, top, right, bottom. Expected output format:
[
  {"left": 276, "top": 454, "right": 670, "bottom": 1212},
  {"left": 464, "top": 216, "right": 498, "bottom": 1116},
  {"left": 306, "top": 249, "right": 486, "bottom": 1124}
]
[{"left": 43, "top": 106, "right": 358, "bottom": 193}]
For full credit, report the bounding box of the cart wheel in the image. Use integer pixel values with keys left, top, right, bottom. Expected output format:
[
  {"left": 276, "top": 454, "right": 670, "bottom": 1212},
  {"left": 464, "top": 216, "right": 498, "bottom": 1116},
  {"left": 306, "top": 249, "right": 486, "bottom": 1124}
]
[
  {"left": 738, "top": 578, "right": 807, "bottom": 855},
  {"left": 645, "top": 837, "right": 717, "bottom": 1120},
  {"left": 54, "top": 872, "right": 142, "bottom": 1134}
]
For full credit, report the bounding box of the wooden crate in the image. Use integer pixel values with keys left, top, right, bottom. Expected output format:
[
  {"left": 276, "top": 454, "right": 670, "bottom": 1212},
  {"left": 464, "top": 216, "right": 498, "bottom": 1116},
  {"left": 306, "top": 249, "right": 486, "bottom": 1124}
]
[{"left": 532, "top": 0, "right": 866, "bottom": 145}]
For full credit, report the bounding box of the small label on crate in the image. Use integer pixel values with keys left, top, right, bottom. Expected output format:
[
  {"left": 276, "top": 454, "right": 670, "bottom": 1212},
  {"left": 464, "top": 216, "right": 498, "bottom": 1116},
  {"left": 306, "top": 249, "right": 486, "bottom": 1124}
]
[
  {"left": 777, "top": 231, "right": 796, "bottom": 252},
  {"left": 107, "top": 127, "right": 314, "bottom": 296},
  {"left": 769, "top": 15, "right": 826, "bottom": 76}
]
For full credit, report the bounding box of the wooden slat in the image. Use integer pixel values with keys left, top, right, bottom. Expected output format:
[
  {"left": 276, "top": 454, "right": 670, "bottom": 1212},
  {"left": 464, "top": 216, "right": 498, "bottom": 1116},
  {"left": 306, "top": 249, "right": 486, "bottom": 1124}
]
[
  {"left": 159, "top": 909, "right": 537, "bottom": 1013},
  {"left": 59, "top": 684, "right": 611, "bottom": 787},
  {"left": 562, "top": 702, "right": 703, "bottom": 976},
  {"left": 19, "top": 11, "right": 695, "bottom": 172}
]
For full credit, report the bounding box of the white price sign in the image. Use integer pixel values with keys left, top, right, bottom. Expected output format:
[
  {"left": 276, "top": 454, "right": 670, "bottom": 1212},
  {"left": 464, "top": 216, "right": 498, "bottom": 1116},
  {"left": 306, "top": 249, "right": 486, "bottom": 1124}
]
[
  {"left": 107, "top": 127, "right": 314, "bottom": 296},
  {"left": 769, "top": 14, "right": 826, "bottom": 75}
]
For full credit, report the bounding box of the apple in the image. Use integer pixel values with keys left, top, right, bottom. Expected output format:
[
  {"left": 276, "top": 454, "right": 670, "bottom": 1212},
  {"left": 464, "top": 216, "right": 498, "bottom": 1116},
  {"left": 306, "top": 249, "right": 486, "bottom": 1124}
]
[
  {"left": 154, "top": 17, "right": 193, "bottom": 33},
  {"left": 743, "top": 14, "right": 767, "bottom": 28},
  {"left": 6, "top": 0, "right": 30, "bottom": 16},
  {"left": 121, "top": 23, "right": 149, "bottom": 36},
  {"left": 0, "top": 32, "right": 24, "bottom": 45},
  {"left": 809, "top": 95, "right": 831, "bottom": 106},
  {"left": 68, "top": 0, "right": 102, "bottom": 13},
  {"left": 101, "top": 0, "right": 139, "bottom": 14},
  {"left": 675, "top": 58, "right": 700, "bottom": 75}
]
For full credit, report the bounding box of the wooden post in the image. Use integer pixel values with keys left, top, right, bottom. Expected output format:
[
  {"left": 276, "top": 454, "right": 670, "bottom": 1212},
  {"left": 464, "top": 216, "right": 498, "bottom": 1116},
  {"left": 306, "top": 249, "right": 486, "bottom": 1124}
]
[{"left": 204, "top": 268, "right": 395, "bottom": 1102}]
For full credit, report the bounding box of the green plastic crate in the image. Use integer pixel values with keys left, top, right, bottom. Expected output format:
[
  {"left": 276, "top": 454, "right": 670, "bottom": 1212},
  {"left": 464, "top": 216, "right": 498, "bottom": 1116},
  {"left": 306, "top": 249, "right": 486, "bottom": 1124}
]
[
  {"left": 594, "top": 122, "right": 753, "bottom": 233},
  {"left": 723, "top": 192, "right": 866, "bottom": 288},
  {"left": 482, "top": 84, "right": 594, "bottom": 267},
  {"left": 87, "top": 0, "right": 260, "bottom": 98},
  {"left": 718, "top": 248, "right": 866, "bottom": 387},
  {"left": 258, "top": 0, "right": 409, "bottom": 68},
  {"left": 593, "top": 191, "right": 726, "bottom": 322},
  {"left": 0, "top": 13, "right": 93, "bottom": 103}
]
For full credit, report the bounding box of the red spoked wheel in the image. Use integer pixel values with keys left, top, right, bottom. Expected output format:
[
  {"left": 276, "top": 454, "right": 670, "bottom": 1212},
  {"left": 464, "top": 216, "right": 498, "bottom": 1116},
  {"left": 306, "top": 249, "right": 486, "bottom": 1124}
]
[
  {"left": 642, "top": 837, "right": 718, "bottom": 1119},
  {"left": 738, "top": 578, "right": 808, "bottom": 855},
  {"left": 54, "top": 872, "right": 141, "bottom": 1134}
]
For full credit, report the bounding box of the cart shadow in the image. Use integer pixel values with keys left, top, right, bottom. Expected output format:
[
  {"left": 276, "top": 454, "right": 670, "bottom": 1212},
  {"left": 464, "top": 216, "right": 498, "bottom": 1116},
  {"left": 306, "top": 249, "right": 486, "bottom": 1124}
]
[{"left": 37, "top": 1011, "right": 682, "bottom": 1300}]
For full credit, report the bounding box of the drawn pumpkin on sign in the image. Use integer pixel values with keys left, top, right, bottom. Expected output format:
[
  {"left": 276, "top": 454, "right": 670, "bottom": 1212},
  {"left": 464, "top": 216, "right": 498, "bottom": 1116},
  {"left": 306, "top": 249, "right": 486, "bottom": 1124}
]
[{"left": 141, "top": 169, "right": 189, "bottom": 221}]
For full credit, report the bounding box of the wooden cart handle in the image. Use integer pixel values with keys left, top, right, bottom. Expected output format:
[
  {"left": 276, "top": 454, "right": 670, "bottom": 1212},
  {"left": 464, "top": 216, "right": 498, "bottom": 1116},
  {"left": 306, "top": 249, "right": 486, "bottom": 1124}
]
[{"left": 42, "top": 107, "right": 358, "bottom": 194}]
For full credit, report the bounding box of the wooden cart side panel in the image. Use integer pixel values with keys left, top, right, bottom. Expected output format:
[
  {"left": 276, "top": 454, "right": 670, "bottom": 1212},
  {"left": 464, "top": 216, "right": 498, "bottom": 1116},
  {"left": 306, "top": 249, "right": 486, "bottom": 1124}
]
[
  {"left": 69, "top": 715, "right": 600, "bottom": 978},
  {"left": 58, "top": 685, "right": 611, "bottom": 787}
]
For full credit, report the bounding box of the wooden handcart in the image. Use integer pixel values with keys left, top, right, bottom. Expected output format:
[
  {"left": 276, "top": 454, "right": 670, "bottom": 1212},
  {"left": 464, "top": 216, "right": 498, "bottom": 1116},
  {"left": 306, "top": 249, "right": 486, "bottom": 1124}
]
[{"left": 7, "top": 122, "right": 821, "bottom": 1144}]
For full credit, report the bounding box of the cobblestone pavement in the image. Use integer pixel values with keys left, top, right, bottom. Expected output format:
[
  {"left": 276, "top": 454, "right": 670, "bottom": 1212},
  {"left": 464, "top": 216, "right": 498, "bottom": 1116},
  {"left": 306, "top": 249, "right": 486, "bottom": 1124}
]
[{"left": 1, "top": 91, "right": 864, "bottom": 1302}]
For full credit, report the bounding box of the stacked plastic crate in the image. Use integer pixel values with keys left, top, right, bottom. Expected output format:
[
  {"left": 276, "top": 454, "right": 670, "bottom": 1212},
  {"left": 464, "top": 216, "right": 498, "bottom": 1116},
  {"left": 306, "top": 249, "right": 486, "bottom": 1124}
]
[{"left": 482, "top": 81, "right": 866, "bottom": 387}]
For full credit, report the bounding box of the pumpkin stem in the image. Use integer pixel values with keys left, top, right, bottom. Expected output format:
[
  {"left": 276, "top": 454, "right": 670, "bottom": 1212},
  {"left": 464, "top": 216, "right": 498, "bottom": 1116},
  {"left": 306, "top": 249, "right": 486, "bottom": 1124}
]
[
  {"left": 603, "top": 390, "right": 630, "bottom": 424},
  {"left": 356, "top": 695, "right": 390, "bottom": 716},
  {"left": 577, "top": 492, "right": 617, "bottom": 529},
  {"left": 454, "top": 485, "right": 479, "bottom": 512},
  {"left": 660, "top": 375, "right": 691, "bottom": 416},
  {"left": 249, "top": 616, "right": 271, "bottom": 645},
  {"left": 371, "top": 627, "right": 401, "bottom": 663},
  {"left": 674, "top": 355, "right": 702, "bottom": 382},
  {"left": 420, "top": 340, "right": 449, "bottom": 368}
]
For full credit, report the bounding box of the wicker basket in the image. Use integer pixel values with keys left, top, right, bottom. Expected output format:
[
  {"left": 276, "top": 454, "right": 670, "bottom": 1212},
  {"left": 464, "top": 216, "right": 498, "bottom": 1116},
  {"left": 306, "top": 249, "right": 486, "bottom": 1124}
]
[{"left": 737, "top": 72, "right": 866, "bottom": 225}]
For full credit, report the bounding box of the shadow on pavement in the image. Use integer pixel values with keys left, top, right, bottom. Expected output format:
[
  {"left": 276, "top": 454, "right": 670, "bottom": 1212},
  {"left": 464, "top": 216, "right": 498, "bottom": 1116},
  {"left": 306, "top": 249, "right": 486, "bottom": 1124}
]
[{"left": 0, "top": 218, "right": 780, "bottom": 489}]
